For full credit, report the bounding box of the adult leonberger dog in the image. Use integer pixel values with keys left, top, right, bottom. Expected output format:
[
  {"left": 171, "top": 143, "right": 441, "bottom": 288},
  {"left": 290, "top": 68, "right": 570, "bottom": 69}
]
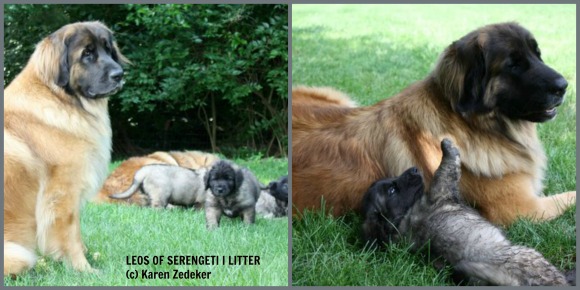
[
  {"left": 4, "top": 21, "right": 128, "bottom": 275},
  {"left": 292, "top": 22, "right": 576, "bottom": 226}
]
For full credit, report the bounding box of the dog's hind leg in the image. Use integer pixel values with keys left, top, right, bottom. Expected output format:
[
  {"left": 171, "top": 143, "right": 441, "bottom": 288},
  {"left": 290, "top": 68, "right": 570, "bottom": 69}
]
[
  {"left": 454, "top": 260, "right": 520, "bottom": 286},
  {"left": 4, "top": 152, "right": 42, "bottom": 275},
  {"left": 537, "top": 191, "right": 576, "bottom": 220}
]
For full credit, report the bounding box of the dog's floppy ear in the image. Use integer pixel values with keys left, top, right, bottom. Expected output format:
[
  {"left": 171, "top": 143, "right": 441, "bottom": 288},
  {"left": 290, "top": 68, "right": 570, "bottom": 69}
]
[
  {"left": 234, "top": 169, "right": 245, "bottom": 191},
  {"left": 361, "top": 215, "right": 398, "bottom": 249},
  {"left": 204, "top": 169, "right": 211, "bottom": 190},
  {"left": 454, "top": 36, "right": 491, "bottom": 115},
  {"left": 268, "top": 180, "right": 278, "bottom": 192},
  {"left": 32, "top": 28, "right": 72, "bottom": 87},
  {"left": 111, "top": 38, "right": 131, "bottom": 66},
  {"left": 433, "top": 32, "right": 493, "bottom": 116},
  {"left": 56, "top": 36, "right": 70, "bottom": 87}
]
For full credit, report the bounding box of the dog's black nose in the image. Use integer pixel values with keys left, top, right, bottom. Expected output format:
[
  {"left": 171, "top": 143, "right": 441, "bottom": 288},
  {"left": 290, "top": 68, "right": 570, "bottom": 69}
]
[
  {"left": 110, "top": 68, "right": 124, "bottom": 82},
  {"left": 551, "top": 77, "right": 568, "bottom": 97}
]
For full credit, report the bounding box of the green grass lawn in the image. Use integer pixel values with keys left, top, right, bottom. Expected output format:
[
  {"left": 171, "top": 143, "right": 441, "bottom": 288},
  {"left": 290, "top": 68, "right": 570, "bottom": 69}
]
[
  {"left": 292, "top": 4, "right": 576, "bottom": 286},
  {"left": 5, "top": 157, "right": 289, "bottom": 286}
]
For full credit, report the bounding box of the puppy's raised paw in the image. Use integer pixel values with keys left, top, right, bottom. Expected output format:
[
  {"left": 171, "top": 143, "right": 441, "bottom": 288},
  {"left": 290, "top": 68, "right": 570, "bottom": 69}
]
[{"left": 441, "top": 138, "right": 460, "bottom": 163}]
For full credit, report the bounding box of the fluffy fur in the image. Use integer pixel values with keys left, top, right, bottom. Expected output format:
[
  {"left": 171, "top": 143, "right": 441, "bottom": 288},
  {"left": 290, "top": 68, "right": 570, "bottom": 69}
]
[
  {"left": 361, "top": 139, "right": 569, "bottom": 286},
  {"left": 292, "top": 22, "right": 576, "bottom": 225},
  {"left": 4, "top": 21, "right": 128, "bottom": 275},
  {"left": 204, "top": 160, "right": 261, "bottom": 229},
  {"left": 292, "top": 86, "right": 357, "bottom": 107},
  {"left": 93, "top": 150, "right": 219, "bottom": 205},
  {"left": 109, "top": 164, "right": 207, "bottom": 208},
  {"left": 256, "top": 175, "right": 288, "bottom": 218}
]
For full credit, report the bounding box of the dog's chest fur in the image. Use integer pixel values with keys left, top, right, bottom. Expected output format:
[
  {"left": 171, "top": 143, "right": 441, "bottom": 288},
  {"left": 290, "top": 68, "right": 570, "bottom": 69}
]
[
  {"left": 5, "top": 83, "right": 112, "bottom": 204},
  {"left": 214, "top": 195, "right": 251, "bottom": 217},
  {"left": 69, "top": 99, "right": 113, "bottom": 204}
]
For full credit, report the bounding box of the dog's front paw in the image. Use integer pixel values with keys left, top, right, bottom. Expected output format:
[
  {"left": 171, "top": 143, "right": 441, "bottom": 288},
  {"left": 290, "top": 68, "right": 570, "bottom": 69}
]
[
  {"left": 70, "top": 256, "right": 96, "bottom": 273},
  {"left": 206, "top": 223, "right": 219, "bottom": 230}
]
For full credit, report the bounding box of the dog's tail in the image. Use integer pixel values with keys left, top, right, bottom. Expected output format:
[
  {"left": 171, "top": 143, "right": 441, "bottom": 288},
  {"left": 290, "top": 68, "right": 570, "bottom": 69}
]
[
  {"left": 4, "top": 241, "right": 37, "bottom": 276},
  {"left": 109, "top": 177, "right": 142, "bottom": 199}
]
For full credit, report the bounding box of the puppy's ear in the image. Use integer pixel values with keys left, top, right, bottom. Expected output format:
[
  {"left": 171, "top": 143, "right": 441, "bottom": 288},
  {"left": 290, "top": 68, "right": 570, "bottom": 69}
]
[
  {"left": 268, "top": 181, "right": 278, "bottom": 192},
  {"left": 204, "top": 170, "right": 211, "bottom": 190},
  {"left": 361, "top": 217, "right": 395, "bottom": 250},
  {"left": 234, "top": 169, "right": 245, "bottom": 191}
]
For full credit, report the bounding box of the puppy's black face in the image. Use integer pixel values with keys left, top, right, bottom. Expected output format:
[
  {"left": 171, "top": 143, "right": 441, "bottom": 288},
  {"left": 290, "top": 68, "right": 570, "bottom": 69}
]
[
  {"left": 206, "top": 161, "right": 237, "bottom": 197},
  {"left": 361, "top": 167, "right": 424, "bottom": 246},
  {"left": 268, "top": 175, "right": 288, "bottom": 202}
]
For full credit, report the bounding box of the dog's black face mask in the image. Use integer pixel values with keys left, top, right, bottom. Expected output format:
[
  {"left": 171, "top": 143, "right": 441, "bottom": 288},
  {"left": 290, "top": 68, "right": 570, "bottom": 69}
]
[
  {"left": 205, "top": 161, "right": 237, "bottom": 197},
  {"left": 361, "top": 167, "right": 424, "bottom": 246}
]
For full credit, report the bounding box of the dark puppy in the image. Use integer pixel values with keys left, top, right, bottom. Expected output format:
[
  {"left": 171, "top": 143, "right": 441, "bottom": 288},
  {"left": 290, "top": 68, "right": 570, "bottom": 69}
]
[
  {"left": 268, "top": 175, "right": 288, "bottom": 202},
  {"left": 204, "top": 160, "right": 260, "bottom": 229},
  {"left": 361, "top": 168, "right": 423, "bottom": 247},
  {"left": 361, "top": 139, "right": 569, "bottom": 286},
  {"left": 256, "top": 175, "right": 288, "bottom": 218}
]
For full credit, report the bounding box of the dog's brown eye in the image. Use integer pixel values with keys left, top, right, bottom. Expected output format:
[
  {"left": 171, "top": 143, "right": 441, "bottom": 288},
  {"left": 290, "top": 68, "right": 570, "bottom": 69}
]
[
  {"left": 507, "top": 53, "right": 525, "bottom": 71},
  {"left": 82, "top": 44, "right": 96, "bottom": 58},
  {"left": 387, "top": 187, "right": 396, "bottom": 195},
  {"left": 82, "top": 49, "right": 93, "bottom": 58}
]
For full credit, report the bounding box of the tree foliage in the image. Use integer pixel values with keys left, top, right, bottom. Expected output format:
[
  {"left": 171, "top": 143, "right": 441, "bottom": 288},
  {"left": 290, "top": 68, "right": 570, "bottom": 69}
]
[{"left": 4, "top": 4, "right": 288, "bottom": 158}]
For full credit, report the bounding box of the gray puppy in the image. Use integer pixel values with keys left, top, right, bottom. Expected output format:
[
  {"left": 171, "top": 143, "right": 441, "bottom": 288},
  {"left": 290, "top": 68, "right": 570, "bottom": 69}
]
[
  {"left": 362, "top": 139, "right": 569, "bottom": 286},
  {"left": 204, "top": 160, "right": 261, "bottom": 229},
  {"left": 110, "top": 164, "right": 207, "bottom": 209},
  {"left": 256, "top": 175, "right": 288, "bottom": 218}
]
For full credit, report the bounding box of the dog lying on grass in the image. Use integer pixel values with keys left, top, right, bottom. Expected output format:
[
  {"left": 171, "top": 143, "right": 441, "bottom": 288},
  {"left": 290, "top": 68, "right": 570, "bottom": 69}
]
[
  {"left": 256, "top": 175, "right": 288, "bottom": 218},
  {"left": 362, "top": 139, "right": 569, "bottom": 286},
  {"left": 109, "top": 164, "right": 207, "bottom": 209},
  {"left": 204, "top": 160, "right": 261, "bottom": 229}
]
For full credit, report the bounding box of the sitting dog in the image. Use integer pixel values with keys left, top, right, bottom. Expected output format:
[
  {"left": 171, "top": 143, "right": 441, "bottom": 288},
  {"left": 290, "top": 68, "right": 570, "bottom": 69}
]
[
  {"left": 109, "top": 164, "right": 207, "bottom": 209},
  {"left": 204, "top": 160, "right": 261, "bottom": 228},
  {"left": 361, "top": 139, "right": 569, "bottom": 286},
  {"left": 256, "top": 175, "right": 288, "bottom": 218}
]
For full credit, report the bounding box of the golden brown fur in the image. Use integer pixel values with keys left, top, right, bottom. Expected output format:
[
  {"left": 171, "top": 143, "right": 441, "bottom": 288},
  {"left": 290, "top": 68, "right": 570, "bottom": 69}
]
[
  {"left": 292, "top": 22, "right": 576, "bottom": 225},
  {"left": 93, "top": 150, "right": 219, "bottom": 205},
  {"left": 4, "top": 21, "right": 128, "bottom": 275},
  {"left": 292, "top": 86, "right": 357, "bottom": 107}
]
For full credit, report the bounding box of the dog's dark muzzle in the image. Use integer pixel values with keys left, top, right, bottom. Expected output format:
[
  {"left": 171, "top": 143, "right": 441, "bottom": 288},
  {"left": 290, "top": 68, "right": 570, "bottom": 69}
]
[{"left": 211, "top": 185, "right": 230, "bottom": 197}]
